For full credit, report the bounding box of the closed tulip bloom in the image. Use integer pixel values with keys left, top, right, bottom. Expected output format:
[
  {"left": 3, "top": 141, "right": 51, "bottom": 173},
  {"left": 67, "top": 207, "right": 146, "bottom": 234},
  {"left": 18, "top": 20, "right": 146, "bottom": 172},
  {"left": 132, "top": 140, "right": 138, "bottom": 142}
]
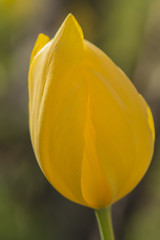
[{"left": 28, "top": 14, "right": 155, "bottom": 209}]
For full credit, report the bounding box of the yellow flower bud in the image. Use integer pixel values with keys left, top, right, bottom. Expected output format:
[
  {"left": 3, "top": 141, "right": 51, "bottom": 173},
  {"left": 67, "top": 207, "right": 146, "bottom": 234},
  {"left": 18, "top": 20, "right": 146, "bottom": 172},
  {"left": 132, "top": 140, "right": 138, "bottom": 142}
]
[{"left": 28, "top": 14, "right": 155, "bottom": 209}]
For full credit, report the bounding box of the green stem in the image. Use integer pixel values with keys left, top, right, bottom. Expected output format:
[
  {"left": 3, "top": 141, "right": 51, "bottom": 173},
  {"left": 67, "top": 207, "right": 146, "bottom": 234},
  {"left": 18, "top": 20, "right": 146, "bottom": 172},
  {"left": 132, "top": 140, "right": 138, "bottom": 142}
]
[{"left": 95, "top": 207, "right": 115, "bottom": 240}]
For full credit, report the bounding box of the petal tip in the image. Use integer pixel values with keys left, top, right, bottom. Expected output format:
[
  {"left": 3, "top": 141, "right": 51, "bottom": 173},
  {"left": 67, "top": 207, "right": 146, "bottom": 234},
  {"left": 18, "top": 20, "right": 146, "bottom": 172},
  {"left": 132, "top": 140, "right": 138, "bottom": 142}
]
[
  {"left": 64, "top": 13, "right": 78, "bottom": 26},
  {"left": 65, "top": 13, "right": 75, "bottom": 21},
  {"left": 62, "top": 13, "right": 84, "bottom": 41},
  {"left": 30, "top": 33, "right": 50, "bottom": 63}
]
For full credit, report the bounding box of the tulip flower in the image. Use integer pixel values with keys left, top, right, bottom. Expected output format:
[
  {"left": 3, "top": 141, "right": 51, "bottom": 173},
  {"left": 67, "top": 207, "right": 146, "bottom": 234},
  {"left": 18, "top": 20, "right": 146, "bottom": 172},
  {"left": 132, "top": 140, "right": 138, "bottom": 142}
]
[{"left": 28, "top": 14, "right": 155, "bottom": 240}]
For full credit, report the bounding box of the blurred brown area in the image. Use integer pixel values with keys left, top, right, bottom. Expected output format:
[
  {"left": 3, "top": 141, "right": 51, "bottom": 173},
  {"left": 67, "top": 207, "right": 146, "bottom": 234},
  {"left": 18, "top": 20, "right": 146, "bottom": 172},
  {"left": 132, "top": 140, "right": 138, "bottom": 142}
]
[{"left": 0, "top": 0, "right": 160, "bottom": 239}]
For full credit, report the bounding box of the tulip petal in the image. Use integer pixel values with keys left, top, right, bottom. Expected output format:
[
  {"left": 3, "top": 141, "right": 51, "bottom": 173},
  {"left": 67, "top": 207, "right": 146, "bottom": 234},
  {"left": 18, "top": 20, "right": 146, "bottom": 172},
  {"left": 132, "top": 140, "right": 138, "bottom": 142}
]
[
  {"left": 30, "top": 33, "right": 50, "bottom": 63},
  {"left": 29, "top": 14, "right": 89, "bottom": 206},
  {"left": 83, "top": 40, "right": 154, "bottom": 204},
  {"left": 81, "top": 97, "right": 111, "bottom": 209},
  {"left": 138, "top": 94, "right": 155, "bottom": 143}
]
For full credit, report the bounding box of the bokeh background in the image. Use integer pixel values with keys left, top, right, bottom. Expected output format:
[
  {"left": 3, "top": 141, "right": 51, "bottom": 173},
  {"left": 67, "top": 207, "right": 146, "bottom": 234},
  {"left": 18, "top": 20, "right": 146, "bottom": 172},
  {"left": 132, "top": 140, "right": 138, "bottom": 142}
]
[{"left": 0, "top": 0, "right": 160, "bottom": 239}]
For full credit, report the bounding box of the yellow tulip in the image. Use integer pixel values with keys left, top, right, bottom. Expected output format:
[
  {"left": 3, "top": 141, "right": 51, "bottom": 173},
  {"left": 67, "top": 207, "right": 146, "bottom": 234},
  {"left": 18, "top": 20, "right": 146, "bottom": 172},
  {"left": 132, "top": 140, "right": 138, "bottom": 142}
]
[{"left": 28, "top": 14, "right": 155, "bottom": 209}]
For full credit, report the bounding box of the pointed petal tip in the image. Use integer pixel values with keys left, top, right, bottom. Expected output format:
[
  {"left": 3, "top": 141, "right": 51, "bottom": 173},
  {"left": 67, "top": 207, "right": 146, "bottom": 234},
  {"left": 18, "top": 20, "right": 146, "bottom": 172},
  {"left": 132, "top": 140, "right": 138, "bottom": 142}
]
[
  {"left": 65, "top": 13, "right": 77, "bottom": 25},
  {"left": 66, "top": 13, "right": 75, "bottom": 21},
  {"left": 62, "top": 13, "right": 84, "bottom": 40},
  {"left": 30, "top": 33, "right": 50, "bottom": 63}
]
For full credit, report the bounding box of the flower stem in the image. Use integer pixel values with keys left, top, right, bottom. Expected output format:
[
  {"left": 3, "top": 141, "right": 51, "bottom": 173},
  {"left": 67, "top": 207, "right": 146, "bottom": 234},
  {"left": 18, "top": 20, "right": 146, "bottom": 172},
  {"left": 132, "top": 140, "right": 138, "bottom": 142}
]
[{"left": 95, "top": 207, "right": 115, "bottom": 240}]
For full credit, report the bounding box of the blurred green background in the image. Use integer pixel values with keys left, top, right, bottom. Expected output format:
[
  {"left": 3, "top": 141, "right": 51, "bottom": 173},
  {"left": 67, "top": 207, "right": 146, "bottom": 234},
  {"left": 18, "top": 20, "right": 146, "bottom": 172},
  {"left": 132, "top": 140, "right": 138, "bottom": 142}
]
[{"left": 0, "top": 0, "right": 160, "bottom": 239}]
